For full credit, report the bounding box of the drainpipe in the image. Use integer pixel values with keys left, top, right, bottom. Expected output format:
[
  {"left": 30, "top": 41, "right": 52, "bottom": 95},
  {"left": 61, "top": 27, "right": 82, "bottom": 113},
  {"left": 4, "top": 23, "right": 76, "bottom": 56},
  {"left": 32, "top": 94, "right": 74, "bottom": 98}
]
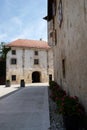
[
  {"left": 47, "top": 50, "right": 49, "bottom": 78},
  {"left": 22, "top": 48, "right": 25, "bottom": 77}
]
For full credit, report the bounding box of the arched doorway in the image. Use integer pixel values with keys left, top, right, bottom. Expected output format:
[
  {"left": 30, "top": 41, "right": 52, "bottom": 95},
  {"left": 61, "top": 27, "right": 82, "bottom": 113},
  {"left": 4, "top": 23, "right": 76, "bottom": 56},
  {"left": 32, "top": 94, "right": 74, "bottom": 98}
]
[{"left": 32, "top": 71, "right": 40, "bottom": 83}]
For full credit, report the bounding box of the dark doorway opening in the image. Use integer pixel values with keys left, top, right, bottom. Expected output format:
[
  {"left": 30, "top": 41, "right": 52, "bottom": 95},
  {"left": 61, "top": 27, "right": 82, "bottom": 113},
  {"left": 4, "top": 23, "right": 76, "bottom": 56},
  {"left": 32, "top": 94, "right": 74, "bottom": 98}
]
[
  {"left": 32, "top": 71, "right": 40, "bottom": 83},
  {"left": 49, "top": 74, "right": 52, "bottom": 82}
]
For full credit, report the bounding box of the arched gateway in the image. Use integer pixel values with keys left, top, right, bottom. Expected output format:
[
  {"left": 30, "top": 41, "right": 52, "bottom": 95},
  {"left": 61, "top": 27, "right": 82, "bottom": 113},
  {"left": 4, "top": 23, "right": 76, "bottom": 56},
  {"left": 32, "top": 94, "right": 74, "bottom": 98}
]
[{"left": 32, "top": 71, "right": 40, "bottom": 83}]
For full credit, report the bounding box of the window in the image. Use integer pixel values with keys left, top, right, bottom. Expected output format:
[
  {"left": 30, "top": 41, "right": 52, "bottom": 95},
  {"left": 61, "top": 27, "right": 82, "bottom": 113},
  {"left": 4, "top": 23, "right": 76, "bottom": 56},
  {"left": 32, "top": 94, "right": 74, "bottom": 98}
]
[
  {"left": 62, "top": 59, "right": 66, "bottom": 78},
  {"left": 50, "top": 32, "right": 53, "bottom": 38},
  {"left": 53, "top": 29, "right": 57, "bottom": 45},
  {"left": 11, "top": 58, "right": 17, "bottom": 64},
  {"left": 58, "top": 0, "right": 63, "bottom": 28},
  {"left": 34, "top": 59, "right": 39, "bottom": 65},
  {"left": 84, "top": 0, "right": 87, "bottom": 21},
  {"left": 12, "top": 75, "right": 16, "bottom": 81},
  {"left": 12, "top": 50, "right": 16, "bottom": 55},
  {"left": 34, "top": 51, "right": 38, "bottom": 55},
  {"left": 50, "top": 29, "right": 57, "bottom": 46},
  {"left": 52, "top": 0, "right": 56, "bottom": 16}
]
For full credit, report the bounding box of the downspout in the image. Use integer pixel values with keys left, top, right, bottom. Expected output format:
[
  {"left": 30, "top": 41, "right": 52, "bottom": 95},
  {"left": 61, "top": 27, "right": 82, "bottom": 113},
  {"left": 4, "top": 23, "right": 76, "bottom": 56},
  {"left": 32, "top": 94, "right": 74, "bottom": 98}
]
[
  {"left": 22, "top": 48, "right": 25, "bottom": 77},
  {"left": 47, "top": 49, "right": 49, "bottom": 79}
]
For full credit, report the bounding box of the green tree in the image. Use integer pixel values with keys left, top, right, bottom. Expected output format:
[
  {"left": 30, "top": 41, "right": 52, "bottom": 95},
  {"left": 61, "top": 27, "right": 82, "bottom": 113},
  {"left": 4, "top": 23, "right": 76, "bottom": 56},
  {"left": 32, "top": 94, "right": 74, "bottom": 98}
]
[
  {"left": 0, "top": 42, "right": 10, "bottom": 59},
  {"left": 0, "top": 42, "right": 11, "bottom": 84}
]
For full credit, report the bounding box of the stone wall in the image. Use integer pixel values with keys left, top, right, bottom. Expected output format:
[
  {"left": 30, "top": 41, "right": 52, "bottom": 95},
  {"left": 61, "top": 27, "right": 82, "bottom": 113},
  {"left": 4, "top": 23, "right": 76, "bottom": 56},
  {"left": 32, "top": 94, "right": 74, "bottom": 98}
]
[
  {"left": 6, "top": 47, "right": 54, "bottom": 84},
  {"left": 48, "top": 0, "right": 87, "bottom": 111}
]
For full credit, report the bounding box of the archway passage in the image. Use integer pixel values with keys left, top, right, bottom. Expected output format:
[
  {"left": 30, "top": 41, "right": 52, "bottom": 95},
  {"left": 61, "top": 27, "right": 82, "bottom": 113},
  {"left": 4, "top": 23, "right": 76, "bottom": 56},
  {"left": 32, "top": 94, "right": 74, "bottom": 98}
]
[{"left": 32, "top": 71, "right": 40, "bottom": 83}]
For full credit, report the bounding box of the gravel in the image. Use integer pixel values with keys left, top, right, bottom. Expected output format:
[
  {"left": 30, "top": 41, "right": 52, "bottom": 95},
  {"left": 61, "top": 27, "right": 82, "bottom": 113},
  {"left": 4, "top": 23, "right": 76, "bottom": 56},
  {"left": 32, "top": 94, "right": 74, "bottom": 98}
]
[{"left": 48, "top": 88, "right": 66, "bottom": 130}]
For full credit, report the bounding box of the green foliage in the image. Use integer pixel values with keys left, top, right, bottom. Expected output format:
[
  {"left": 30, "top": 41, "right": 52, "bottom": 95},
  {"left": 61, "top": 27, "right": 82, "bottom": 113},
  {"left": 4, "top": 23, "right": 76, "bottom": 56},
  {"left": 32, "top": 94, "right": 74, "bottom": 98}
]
[
  {"left": 57, "top": 95, "right": 85, "bottom": 117},
  {"left": 0, "top": 42, "right": 11, "bottom": 59},
  {"left": 49, "top": 81, "right": 86, "bottom": 128},
  {"left": 49, "top": 80, "right": 58, "bottom": 90},
  {"left": 49, "top": 81, "right": 66, "bottom": 101},
  {"left": 0, "top": 60, "right": 6, "bottom": 76}
]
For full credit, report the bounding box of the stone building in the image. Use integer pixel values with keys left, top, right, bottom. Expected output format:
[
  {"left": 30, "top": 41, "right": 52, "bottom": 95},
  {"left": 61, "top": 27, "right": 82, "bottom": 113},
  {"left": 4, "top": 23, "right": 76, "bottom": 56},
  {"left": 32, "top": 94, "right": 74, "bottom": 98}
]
[
  {"left": 46, "top": 0, "right": 87, "bottom": 111},
  {"left": 6, "top": 39, "right": 54, "bottom": 84}
]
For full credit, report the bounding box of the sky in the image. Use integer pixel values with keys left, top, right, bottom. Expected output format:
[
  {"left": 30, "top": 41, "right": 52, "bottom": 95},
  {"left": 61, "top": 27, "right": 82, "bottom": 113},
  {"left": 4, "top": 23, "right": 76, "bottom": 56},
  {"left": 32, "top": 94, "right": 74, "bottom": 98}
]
[{"left": 0, "top": 0, "right": 47, "bottom": 43}]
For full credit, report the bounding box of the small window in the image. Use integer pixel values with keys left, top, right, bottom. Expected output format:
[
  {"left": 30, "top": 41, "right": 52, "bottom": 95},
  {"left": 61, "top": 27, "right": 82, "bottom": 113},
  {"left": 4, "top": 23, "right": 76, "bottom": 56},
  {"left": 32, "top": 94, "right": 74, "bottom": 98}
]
[
  {"left": 50, "top": 32, "right": 53, "bottom": 38},
  {"left": 12, "top": 75, "right": 16, "bottom": 81},
  {"left": 62, "top": 59, "right": 66, "bottom": 78},
  {"left": 53, "top": 29, "right": 57, "bottom": 45},
  {"left": 34, "top": 59, "right": 39, "bottom": 64},
  {"left": 11, "top": 58, "right": 17, "bottom": 64},
  {"left": 51, "top": 29, "right": 57, "bottom": 46},
  {"left": 55, "top": 30, "right": 57, "bottom": 44},
  {"left": 52, "top": 0, "right": 56, "bottom": 16},
  {"left": 58, "top": 0, "right": 63, "bottom": 28},
  {"left": 84, "top": 0, "right": 87, "bottom": 21},
  {"left": 12, "top": 50, "right": 16, "bottom": 55},
  {"left": 34, "top": 51, "right": 38, "bottom": 55}
]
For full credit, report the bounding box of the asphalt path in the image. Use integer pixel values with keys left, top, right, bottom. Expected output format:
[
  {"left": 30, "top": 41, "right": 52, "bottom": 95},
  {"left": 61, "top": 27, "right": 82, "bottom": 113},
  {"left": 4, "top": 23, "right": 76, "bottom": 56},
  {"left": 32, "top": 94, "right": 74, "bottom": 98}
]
[{"left": 0, "top": 85, "right": 50, "bottom": 130}]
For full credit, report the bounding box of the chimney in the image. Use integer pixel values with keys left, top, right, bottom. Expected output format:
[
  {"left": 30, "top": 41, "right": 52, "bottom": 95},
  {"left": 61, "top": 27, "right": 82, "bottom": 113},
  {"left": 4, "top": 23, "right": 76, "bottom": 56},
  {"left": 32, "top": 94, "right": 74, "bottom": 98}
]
[{"left": 40, "top": 38, "right": 42, "bottom": 41}]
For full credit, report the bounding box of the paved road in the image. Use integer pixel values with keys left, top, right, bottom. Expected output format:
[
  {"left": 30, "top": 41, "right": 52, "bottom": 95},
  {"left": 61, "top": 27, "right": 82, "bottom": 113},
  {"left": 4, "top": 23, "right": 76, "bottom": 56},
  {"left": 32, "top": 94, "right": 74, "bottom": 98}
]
[{"left": 0, "top": 85, "right": 50, "bottom": 130}]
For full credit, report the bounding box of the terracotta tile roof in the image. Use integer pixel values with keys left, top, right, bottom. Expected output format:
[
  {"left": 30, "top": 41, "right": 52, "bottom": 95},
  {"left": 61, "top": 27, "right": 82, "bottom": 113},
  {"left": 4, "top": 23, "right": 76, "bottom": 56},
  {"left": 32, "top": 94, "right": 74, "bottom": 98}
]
[{"left": 6, "top": 39, "right": 50, "bottom": 49}]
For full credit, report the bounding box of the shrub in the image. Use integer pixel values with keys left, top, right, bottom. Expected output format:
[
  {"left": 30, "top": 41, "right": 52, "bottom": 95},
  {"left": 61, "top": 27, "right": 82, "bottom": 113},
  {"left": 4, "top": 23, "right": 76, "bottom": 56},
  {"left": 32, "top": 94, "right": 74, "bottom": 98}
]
[
  {"left": 49, "top": 80, "right": 57, "bottom": 90},
  {"left": 49, "top": 81, "right": 86, "bottom": 129}
]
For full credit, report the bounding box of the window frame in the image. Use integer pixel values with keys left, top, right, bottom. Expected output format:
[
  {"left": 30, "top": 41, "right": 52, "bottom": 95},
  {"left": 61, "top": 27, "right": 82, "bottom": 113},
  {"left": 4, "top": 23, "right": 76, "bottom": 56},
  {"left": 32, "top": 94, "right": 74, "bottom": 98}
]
[
  {"left": 52, "top": 0, "right": 56, "bottom": 16},
  {"left": 34, "top": 59, "right": 39, "bottom": 65},
  {"left": 58, "top": 0, "right": 63, "bottom": 28},
  {"left": 12, "top": 75, "right": 16, "bottom": 81},
  {"left": 34, "top": 51, "right": 38, "bottom": 55},
  {"left": 12, "top": 50, "right": 16, "bottom": 55},
  {"left": 11, "top": 58, "right": 17, "bottom": 65},
  {"left": 62, "top": 59, "right": 66, "bottom": 78}
]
